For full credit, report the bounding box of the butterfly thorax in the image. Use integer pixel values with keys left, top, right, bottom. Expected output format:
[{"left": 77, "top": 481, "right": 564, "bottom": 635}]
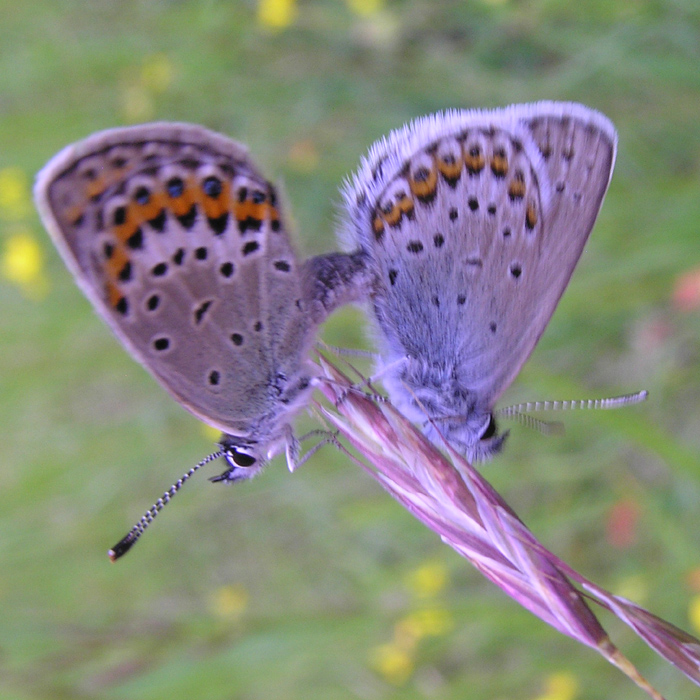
[{"left": 211, "top": 365, "right": 315, "bottom": 480}]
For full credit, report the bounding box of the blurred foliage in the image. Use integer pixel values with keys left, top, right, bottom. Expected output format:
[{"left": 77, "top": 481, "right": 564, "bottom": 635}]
[{"left": 1, "top": 0, "right": 700, "bottom": 698}]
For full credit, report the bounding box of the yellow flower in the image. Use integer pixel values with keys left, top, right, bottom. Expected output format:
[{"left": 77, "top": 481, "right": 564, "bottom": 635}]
[
  {"left": 689, "top": 595, "right": 700, "bottom": 636},
  {"left": 406, "top": 560, "right": 449, "bottom": 598},
  {"left": 346, "top": 0, "right": 383, "bottom": 17},
  {"left": 534, "top": 672, "right": 579, "bottom": 700},
  {"left": 257, "top": 0, "right": 297, "bottom": 30},
  {"left": 0, "top": 167, "right": 31, "bottom": 221},
  {"left": 140, "top": 53, "right": 174, "bottom": 94},
  {"left": 401, "top": 607, "right": 453, "bottom": 639},
  {"left": 1, "top": 229, "right": 48, "bottom": 299},
  {"left": 120, "top": 54, "right": 174, "bottom": 123},
  {"left": 369, "top": 642, "right": 413, "bottom": 685},
  {"left": 209, "top": 584, "right": 249, "bottom": 619}
]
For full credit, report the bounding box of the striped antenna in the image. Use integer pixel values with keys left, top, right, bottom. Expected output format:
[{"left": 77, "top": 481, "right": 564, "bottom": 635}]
[
  {"left": 503, "top": 411, "right": 565, "bottom": 436},
  {"left": 496, "top": 390, "right": 648, "bottom": 418},
  {"left": 108, "top": 449, "right": 223, "bottom": 562}
]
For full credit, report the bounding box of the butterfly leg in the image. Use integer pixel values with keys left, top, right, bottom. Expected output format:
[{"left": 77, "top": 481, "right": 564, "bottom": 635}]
[
  {"left": 328, "top": 354, "right": 408, "bottom": 405},
  {"left": 284, "top": 424, "right": 302, "bottom": 472},
  {"left": 284, "top": 425, "right": 339, "bottom": 473}
]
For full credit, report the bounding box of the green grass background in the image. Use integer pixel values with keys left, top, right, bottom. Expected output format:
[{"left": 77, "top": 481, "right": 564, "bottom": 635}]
[{"left": 2, "top": 1, "right": 700, "bottom": 698}]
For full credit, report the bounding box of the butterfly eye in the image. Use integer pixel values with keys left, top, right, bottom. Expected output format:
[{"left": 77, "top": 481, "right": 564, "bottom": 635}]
[
  {"left": 479, "top": 414, "right": 497, "bottom": 441},
  {"left": 225, "top": 447, "right": 257, "bottom": 468}
]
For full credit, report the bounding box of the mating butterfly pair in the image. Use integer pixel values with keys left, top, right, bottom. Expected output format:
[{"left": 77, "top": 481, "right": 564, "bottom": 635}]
[{"left": 35, "top": 102, "right": 619, "bottom": 555}]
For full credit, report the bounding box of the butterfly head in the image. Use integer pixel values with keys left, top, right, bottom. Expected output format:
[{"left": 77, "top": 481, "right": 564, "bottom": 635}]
[
  {"left": 439, "top": 412, "right": 510, "bottom": 463},
  {"left": 384, "top": 358, "right": 509, "bottom": 463},
  {"left": 211, "top": 435, "right": 268, "bottom": 483}
]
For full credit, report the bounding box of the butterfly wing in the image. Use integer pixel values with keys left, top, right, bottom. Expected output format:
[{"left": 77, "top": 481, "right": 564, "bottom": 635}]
[
  {"left": 35, "top": 123, "right": 317, "bottom": 438},
  {"left": 342, "top": 102, "right": 616, "bottom": 410}
]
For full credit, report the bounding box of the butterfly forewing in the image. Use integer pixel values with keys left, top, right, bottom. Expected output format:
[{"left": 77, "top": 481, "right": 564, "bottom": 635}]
[
  {"left": 35, "top": 124, "right": 316, "bottom": 437},
  {"left": 480, "top": 104, "right": 616, "bottom": 404},
  {"left": 344, "top": 102, "right": 616, "bottom": 410}
]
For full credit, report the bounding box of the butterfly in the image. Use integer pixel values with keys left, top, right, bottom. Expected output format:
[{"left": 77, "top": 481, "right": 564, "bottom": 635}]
[
  {"left": 338, "top": 102, "right": 618, "bottom": 461},
  {"left": 35, "top": 122, "right": 369, "bottom": 487}
]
